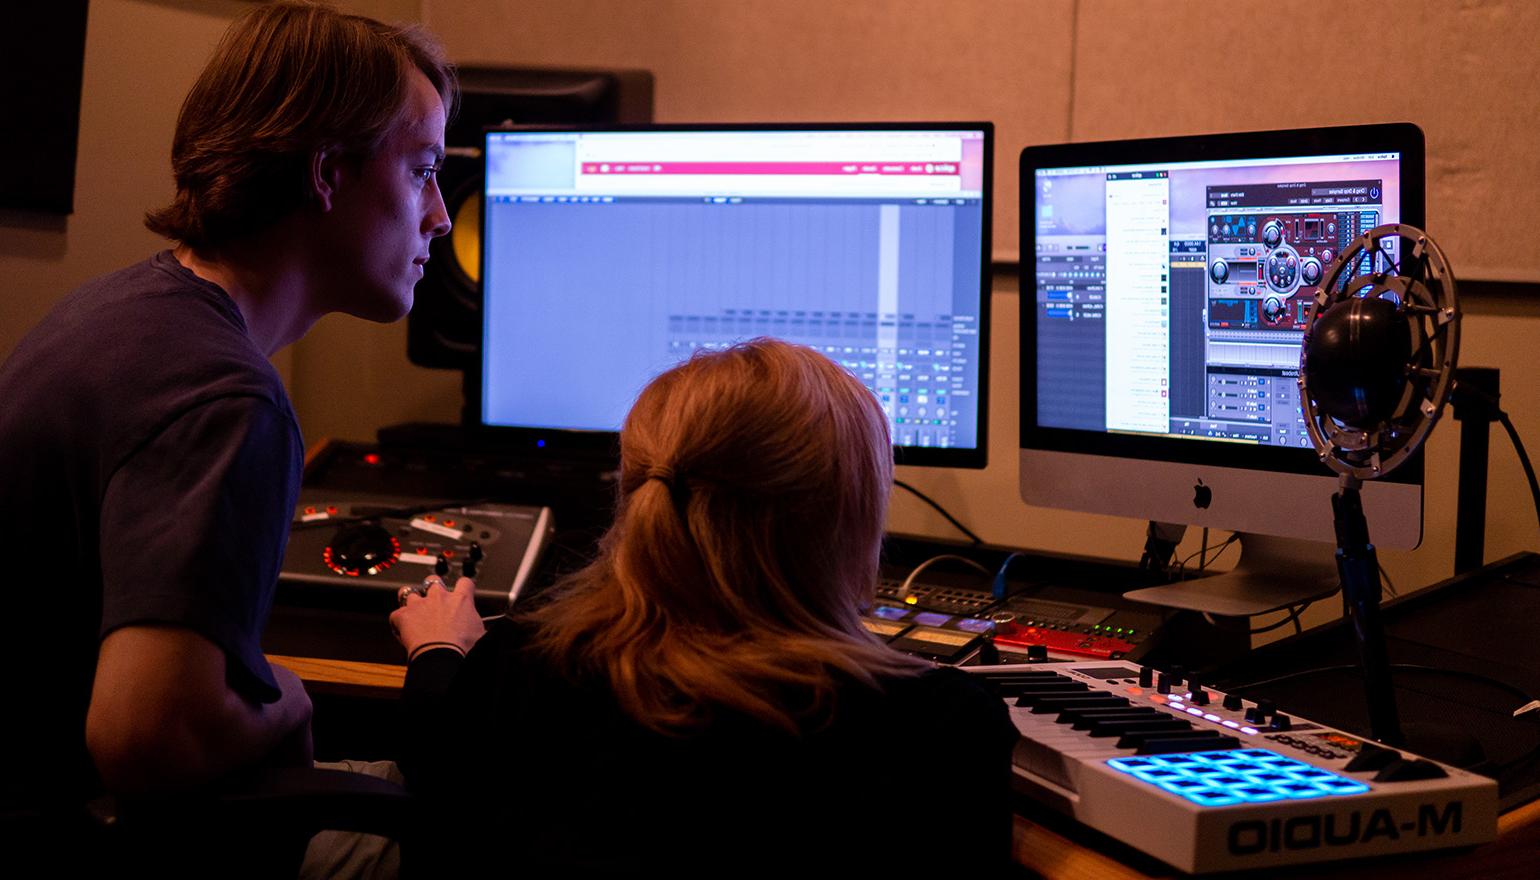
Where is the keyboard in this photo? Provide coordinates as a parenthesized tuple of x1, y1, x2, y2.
(967, 661, 1498, 874)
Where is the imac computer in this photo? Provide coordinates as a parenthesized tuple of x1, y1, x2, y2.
(1019, 123, 1425, 614)
(475, 123, 993, 468)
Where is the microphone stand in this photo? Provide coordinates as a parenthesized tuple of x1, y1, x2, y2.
(1331, 474, 1405, 747)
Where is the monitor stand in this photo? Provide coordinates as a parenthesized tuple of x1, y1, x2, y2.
(1122, 533, 1341, 617)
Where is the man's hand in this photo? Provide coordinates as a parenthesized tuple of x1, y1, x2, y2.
(390, 575, 486, 660)
(86, 625, 313, 796)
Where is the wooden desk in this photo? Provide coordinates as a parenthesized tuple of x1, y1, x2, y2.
(270, 654, 1539, 877)
(269, 654, 405, 698)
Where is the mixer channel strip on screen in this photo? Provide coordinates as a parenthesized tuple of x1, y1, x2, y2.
(966, 661, 1497, 874)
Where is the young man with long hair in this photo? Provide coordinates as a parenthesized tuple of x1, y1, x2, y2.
(0, 1, 454, 810)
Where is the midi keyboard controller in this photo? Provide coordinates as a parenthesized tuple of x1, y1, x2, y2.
(967, 661, 1498, 874)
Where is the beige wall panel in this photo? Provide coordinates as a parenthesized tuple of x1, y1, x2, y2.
(17, 2, 1516, 603)
(0, 1, 245, 361)
(1071, 0, 1540, 278)
(0, 0, 428, 408)
(425, 0, 1076, 259)
(288, 313, 464, 443)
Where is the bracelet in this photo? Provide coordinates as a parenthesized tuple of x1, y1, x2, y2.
(408, 641, 467, 663)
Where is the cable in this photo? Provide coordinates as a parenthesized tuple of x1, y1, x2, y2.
(1498, 410, 1540, 536)
(895, 554, 991, 599)
(992, 552, 1033, 600)
(1173, 532, 1238, 582)
(1378, 562, 1398, 599)
(1454, 382, 1540, 538)
(893, 479, 983, 546)
(1202, 602, 1314, 635)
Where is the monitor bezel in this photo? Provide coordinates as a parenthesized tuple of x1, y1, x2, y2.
(470, 120, 995, 468)
(1018, 122, 1425, 484)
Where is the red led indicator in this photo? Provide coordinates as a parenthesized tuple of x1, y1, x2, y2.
(363, 453, 381, 465)
(424, 514, 436, 522)
(304, 506, 316, 515)
(326, 505, 338, 514)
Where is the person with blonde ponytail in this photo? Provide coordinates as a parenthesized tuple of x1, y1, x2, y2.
(391, 338, 1016, 873)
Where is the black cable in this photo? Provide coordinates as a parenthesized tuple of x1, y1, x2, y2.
(1378, 562, 1397, 599)
(1253, 604, 1308, 636)
(1174, 533, 1238, 582)
(1203, 601, 1314, 635)
(892, 479, 983, 546)
(1498, 410, 1540, 535)
(1454, 382, 1540, 538)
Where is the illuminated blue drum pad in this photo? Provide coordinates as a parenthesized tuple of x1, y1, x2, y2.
(1107, 749, 1371, 807)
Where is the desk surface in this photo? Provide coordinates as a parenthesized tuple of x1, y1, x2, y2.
(271, 653, 1539, 878)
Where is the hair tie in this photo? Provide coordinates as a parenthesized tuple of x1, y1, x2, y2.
(643, 463, 692, 511)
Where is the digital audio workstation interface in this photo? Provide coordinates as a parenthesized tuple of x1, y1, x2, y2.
(480, 127, 989, 452)
(1033, 152, 1402, 449)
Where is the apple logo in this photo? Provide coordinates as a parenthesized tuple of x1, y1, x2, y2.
(1193, 479, 1212, 509)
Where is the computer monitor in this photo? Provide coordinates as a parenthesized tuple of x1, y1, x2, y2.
(474, 123, 993, 468)
(1019, 123, 1425, 614)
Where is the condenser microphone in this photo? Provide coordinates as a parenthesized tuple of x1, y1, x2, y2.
(1298, 223, 1460, 752)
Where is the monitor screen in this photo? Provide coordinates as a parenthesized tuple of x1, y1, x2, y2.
(476, 123, 993, 467)
(1020, 124, 1425, 549)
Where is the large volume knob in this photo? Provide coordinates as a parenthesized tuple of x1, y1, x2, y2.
(323, 524, 401, 577)
(1210, 259, 1230, 284)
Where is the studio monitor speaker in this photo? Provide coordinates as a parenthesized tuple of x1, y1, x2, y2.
(408, 66, 654, 370)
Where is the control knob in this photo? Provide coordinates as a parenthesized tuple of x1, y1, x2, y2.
(323, 524, 401, 577)
(1300, 256, 1323, 286)
(1244, 698, 1276, 724)
(1261, 219, 1284, 248)
(1262, 295, 1287, 324)
(1209, 259, 1229, 284)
